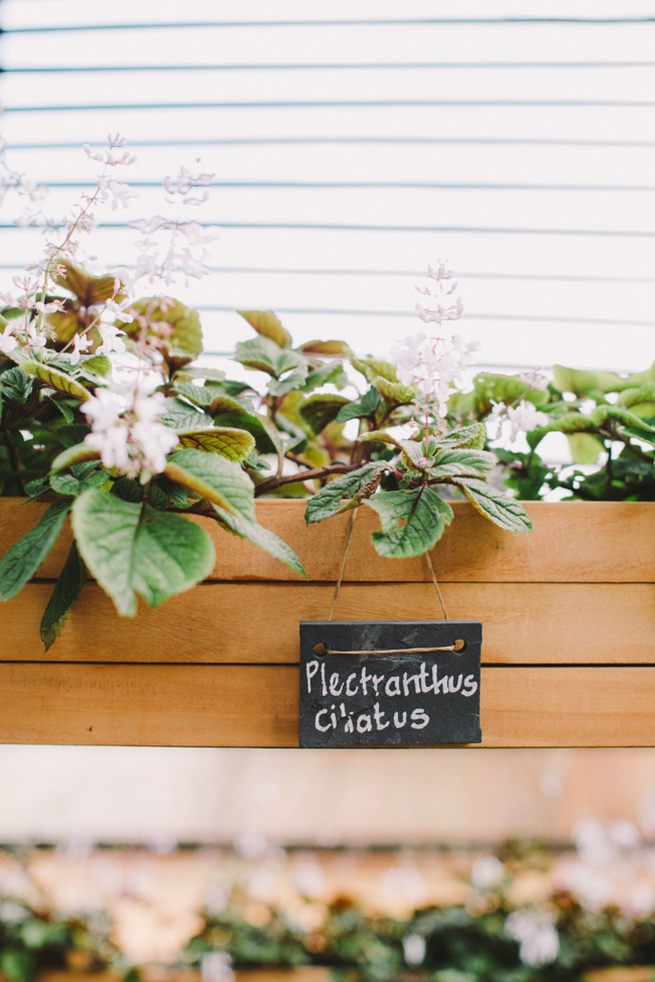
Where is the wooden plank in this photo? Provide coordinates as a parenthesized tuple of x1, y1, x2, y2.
(5, 581, 654, 665)
(3, 500, 653, 584)
(1, 664, 655, 747)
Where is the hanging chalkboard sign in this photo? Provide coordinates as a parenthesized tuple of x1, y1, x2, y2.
(299, 620, 482, 748)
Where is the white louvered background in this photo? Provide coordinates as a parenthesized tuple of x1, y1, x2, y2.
(1, 0, 654, 373)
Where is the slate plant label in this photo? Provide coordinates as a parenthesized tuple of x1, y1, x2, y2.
(299, 620, 482, 748)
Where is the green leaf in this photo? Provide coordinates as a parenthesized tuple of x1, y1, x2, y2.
(53, 259, 117, 305)
(300, 339, 352, 357)
(300, 394, 351, 435)
(553, 363, 634, 396)
(305, 462, 388, 524)
(177, 427, 255, 462)
(212, 504, 306, 578)
(211, 410, 279, 455)
(80, 354, 112, 378)
(267, 362, 309, 396)
(429, 448, 496, 481)
(0, 367, 34, 404)
(72, 488, 215, 616)
(127, 297, 203, 367)
(160, 396, 213, 431)
(351, 355, 399, 384)
(303, 361, 349, 392)
(454, 478, 532, 532)
(366, 487, 454, 558)
(335, 387, 381, 423)
(0, 499, 71, 601)
(434, 423, 486, 450)
(567, 433, 605, 465)
(473, 372, 528, 413)
(40, 541, 87, 650)
(164, 447, 255, 519)
(237, 310, 292, 348)
(205, 392, 254, 415)
(51, 442, 100, 473)
(233, 336, 283, 375)
(373, 375, 416, 406)
(22, 361, 90, 401)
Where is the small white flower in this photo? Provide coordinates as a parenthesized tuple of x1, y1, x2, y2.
(69, 332, 91, 365)
(0, 324, 18, 355)
(81, 383, 177, 482)
(506, 910, 559, 967)
(201, 952, 234, 982)
(403, 934, 426, 966)
(96, 322, 126, 356)
(471, 854, 505, 891)
(488, 400, 548, 444)
(105, 297, 134, 324)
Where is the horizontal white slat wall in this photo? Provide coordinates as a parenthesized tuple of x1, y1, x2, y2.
(1, 0, 654, 372)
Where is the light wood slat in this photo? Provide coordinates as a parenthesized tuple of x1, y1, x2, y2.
(2, 500, 653, 584)
(5, 581, 654, 665)
(1, 664, 655, 747)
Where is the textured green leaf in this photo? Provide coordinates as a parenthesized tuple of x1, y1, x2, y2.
(53, 260, 117, 305)
(212, 503, 306, 578)
(300, 339, 352, 357)
(366, 487, 454, 558)
(305, 462, 388, 524)
(79, 354, 112, 378)
(51, 442, 100, 473)
(567, 433, 605, 465)
(373, 376, 416, 405)
(165, 447, 255, 519)
(22, 361, 90, 401)
(212, 410, 279, 455)
(300, 394, 351, 434)
(454, 478, 532, 532)
(267, 364, 309, 396)
(40, 541, 87, 650)
(335, 387, 381, 423)
(553, 364, 634, 396)
(233, 336, 284, 375)
(429, 448, 496, 481)
(303, 361, 349, 392)
(72, 488, 215, 616)
(160, 396, 213, 431)
(177, 427, 255, 461)
(237, 310, 292, 348)
(351, 355, 399, 384)
(127, 297, 203, 366)
(0, 367, 34, 404)
(433, 423, 486, 450)
(0, 499, 71, 601)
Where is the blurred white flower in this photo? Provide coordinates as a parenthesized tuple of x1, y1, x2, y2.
(0, 323, 18, 355)
(403, 933, 426, 966)
(82, 383, 178, 482)
(69, 332, 91, 365)
(505, 909, 559, 967)
(97, 322, 126, 356)
(201, 952, 234, 982)
(392, 331, 477, 417)
(488, 400, 548, 443)
(470, 854, 505, 891)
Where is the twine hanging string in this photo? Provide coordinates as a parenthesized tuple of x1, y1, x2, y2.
(327, 507, 450, 623)
(328, 509, 358, 621)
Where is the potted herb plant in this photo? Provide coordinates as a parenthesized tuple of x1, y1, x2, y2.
(0, 135, 653, 748)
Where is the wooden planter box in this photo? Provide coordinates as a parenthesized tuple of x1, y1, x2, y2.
(0, 499, 653, 747)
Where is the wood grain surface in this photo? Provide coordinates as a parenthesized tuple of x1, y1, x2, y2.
(1, 498, 653, 747)
(4, 581, 653, 665)
(1, 664, 655, 747)
(2, 499, 653, 583)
